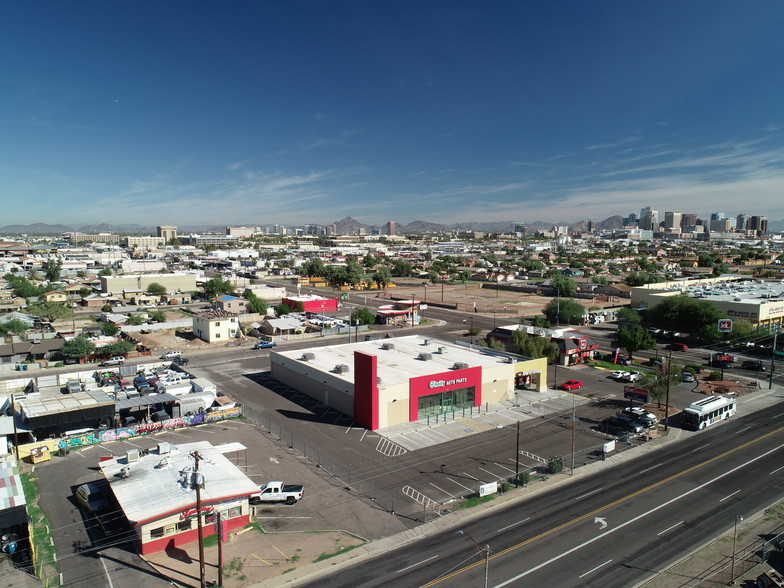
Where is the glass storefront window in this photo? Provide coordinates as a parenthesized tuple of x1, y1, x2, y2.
(417, 387, 475, 420)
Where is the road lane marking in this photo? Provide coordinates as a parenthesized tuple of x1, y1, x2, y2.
(770, 465, 784, 475)
(736, 426, 751, 434)
(497, 518, 530, 533)
(98, 553, 115, 588)
(638, 462, 663, 474)
(691, 443, 711, 453)
(773, 413, 784, 419)
(422, 425, 784, 588)
(657, 521, 684, 536)
(719, 489, 741, 502)
(397, 555, 439, 573)
(579, 559, 612, 578)
(575, 488, 602, 500)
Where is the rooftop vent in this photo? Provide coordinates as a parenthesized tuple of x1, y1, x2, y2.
(438, 346, 447, 354)
(423, 338, 431, 346)
(418, 352, 433, 361)
(382, 342, 395, 350)
(334, 364, 349, 374)
(302, 352, 315, 361)
(453, 362, 469, 370)
(505, 357, 515, 364)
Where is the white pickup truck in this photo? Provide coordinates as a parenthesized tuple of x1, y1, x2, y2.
(250, 481, 304, 505)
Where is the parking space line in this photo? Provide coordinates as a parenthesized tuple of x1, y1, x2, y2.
(446, 477, 474, 492)
(462, 472, 479, 480)
(493, 462, 516, 473)
(478, 466, 500, 480)
(429, 483, 456, 498)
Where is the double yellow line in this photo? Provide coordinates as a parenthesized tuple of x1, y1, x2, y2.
(422, 424, 784, 587)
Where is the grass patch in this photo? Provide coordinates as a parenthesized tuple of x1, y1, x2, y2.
(313, 544, 362, 563)
(283, 568, 296, 574)
(21, 473, 60, 579)
(202, 533, 219, 548)
(245, 521, 265, 534)
(456, 495, 495, 510)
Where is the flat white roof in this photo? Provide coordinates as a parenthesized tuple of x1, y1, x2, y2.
(273, 335, 514, 387)
(100, 441, 258, 525)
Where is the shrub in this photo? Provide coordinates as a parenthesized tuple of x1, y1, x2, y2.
(518, 471, 530, 486)
(500, 481, 511, 493)
(547, 456, 564, 475)
(707, 371, 723, 381)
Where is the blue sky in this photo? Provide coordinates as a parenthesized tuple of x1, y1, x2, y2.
(2, 1, 783, 228)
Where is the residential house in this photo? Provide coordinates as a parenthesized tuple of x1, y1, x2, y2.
(42, 291, 67, 303)
(192, 310, 239, 343)
(215, 295, 248, 314)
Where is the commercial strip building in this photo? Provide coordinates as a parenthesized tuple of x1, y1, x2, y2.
(100, 273, 198, 295)
(100, 441, 258, 555)
(630, 276, 784, 329)
(269, 335, 548, 431)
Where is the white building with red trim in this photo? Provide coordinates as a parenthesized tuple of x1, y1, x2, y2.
(100, 441, 258, 555)
(270, 335, 548, 431)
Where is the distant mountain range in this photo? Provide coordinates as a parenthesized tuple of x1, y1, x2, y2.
(1, 216, 782, 235)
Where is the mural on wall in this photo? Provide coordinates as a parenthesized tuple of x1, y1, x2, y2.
(25, 407, 244, 453)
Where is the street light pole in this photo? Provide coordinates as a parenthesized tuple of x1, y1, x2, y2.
(729, 514, 743, 585)
(455, 530, 490, 588)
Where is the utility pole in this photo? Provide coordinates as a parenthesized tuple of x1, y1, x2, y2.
(664, 348, 673, 432)
(11, 395, 19, 460)
(570, 392, 576, 475)
(770, 328, 779, 390)
(515, 420, 520, 488)
(193, 451, 207, 588)
(216, 511, 224, 588)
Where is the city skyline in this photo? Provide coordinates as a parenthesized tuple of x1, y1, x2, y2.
(2, 2, 784, 226)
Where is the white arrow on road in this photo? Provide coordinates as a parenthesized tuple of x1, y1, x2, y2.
(594, 517, 608, 530)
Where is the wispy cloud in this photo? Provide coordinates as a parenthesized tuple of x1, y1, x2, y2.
(585, 136, 640, 150)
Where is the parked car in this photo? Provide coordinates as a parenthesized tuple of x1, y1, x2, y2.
(560, 380, 583, 391)
(665, 343, 688, 351)
(682, 372, 696, 383)
(620, 407, 658, 428)
(609, 370, 630, 380)
(74, 482, 108, 513)
(254, 341, 277, 349)
(100, 356, 126, 367)
(620, 372, 641, 383)
(599, 416, 645, 435)
(160, 350, 181, 359)
(741, 360, 766, 372)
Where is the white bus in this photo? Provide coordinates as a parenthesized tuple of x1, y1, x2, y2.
(682, 396, 737, 430)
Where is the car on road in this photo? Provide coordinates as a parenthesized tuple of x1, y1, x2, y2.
(609, 370, 630, 380)
(160, 350, 181, 359)
(665, 343, 688, 351)
(173, 356, 190, 366)
(620, 406, 658, 428)
(100, 356, 125, 367)
(599, 416, 645, 435)
(560, 380, 583, 391)
(741, 360, 766, 372)
(682, 372, 696, 383)
(254, 341, 278, 349)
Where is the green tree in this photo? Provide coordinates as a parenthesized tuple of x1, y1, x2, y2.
(27, 301, 71, 322)
(4, 275, 45, 298)
(638, 361, 683, 408)
(363, 253, 378, 268)
(531, 316, 551, 328)
(203, 277, 234, 299)
(510, 330, 559, 361)
(646, 294, 725, 342)
(0, 318, 29, 336)
(61, 336, 96, 360)
(127, 314, 145, 326)
(625, 272, 664, 286)
(247, 297, 268, 314)
(351, 307, 376, 325)
(146, 282, 167, 296)
(372, 267, 392, 290)
(300, 258, 327, 277)
(100, 322, 120, 336)
(100, 340, 134, 357)
(76, 270, 88, 278)
(543, 298, 585, 325)
(391, 259, 413, 277)
(43, 258, 63, 282)
(614, 325, 656, 360)
(616, 307, 643, 325)
(98, 267, 112, 276)
(149, 310, 167, 322)
(275, 303, 291, 316)
(551, 274, 577, 297)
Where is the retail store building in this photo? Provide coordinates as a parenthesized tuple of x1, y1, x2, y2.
(270, 335, 548, 431)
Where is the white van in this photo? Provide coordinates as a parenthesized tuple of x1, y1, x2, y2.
(160, 350, 182, 360)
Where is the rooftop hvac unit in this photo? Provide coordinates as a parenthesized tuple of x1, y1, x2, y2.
(382, 342, 395, 350)
(423, 338, 431, 346)
(120, 466, 131, 478)
(418, 352, 432, 361)
(127, 449, 140, 463)
(438, 346, 447, 354)
(302, 352, 315, 361)
(453, 362, 469, 370)
(505, 357, 515, 364)
(334, 364, 349, 374)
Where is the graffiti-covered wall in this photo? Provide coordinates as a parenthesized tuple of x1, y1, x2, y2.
(17, 406, 243, 460)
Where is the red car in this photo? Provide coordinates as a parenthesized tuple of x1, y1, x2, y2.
(666, 343, 688, 351)
(560, 380, 583, 391)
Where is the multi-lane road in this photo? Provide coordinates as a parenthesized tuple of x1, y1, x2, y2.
(304, 405, 784, 587)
